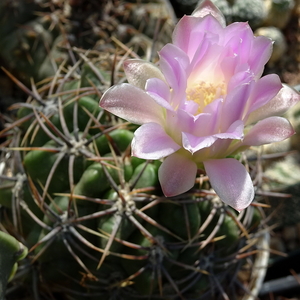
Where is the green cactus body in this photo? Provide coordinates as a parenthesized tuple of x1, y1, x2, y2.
(1, 62, 265, 300)
(130, 161, 159, 190)
(0, 232, 27, 299)
(158, 200, 201, 240)
(120, 223, 180, 295)
(95, 129, 135, 156)
(62, 96, 104, 135)
(73, 162, 112, 198)
(0, 2, 266, 299)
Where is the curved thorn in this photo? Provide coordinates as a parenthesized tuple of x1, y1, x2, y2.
(1, 67, 45, 105)
(97, 214, 122, 269)
(199, 208, 225, 250)
(32, 109, 65, 146)
(133, 208, 184, 242)
(129, 160, 150, 190)
(74, 206, 117, 223)
(30, 226, 62, 253)
(57, 97, 72, 140)
(127, 214, 167, 253)
(161, 265, 184, 300)
(42, 151, 65, 202)
(62, 234, 96, 278)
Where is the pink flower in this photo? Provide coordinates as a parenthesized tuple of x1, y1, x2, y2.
(99, 0, 299, 211)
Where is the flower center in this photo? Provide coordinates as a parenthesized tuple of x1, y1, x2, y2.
(186, 81, 226, 114)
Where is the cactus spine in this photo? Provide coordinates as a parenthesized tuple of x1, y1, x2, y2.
(0, 1, 268, 299)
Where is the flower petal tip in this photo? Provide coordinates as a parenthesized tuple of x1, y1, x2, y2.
(204, 158, 254, 211)
(123, 59, 165, 89)
(158, 153, 197, 197)
(192, 0, 226, 27)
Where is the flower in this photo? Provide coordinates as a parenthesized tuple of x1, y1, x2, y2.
(99, 0, 299, 211)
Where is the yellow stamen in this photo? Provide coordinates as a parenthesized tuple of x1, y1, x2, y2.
(186, 81, 226, 114)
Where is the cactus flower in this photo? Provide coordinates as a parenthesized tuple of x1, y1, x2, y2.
(99, 0, 299, 211)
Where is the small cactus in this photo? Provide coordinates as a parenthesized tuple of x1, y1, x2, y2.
(263, 0, 295, 29)
(0, 0, 174, 83)
(0, 0, 285, 299)
(210, 0, 267, 29)
(0, 231, 28, 299)
(0, 51, 268, 299)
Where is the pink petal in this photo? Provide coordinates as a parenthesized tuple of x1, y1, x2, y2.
(183, 119, 244, 154)
(146, 78, 170, 100)
(204, 158, 254, 211)
(100, 84, 164, 125)
(181, 100, 199, 115)
(248, 35, 273, 78)
(242, 116, 295, 146)
(190, 42, 224, 82)
(202, 98, 223, 132)
(159, 153, 197, 197)
(214, 120, 244, 140)
(182, 133, 217, 154)
(221, 55, 239, 80)
(246, 84, 300, 125)
(132, 123, 180, 160)
(177, 110, 218, 137)
(247, 74, 282, 114)
(192, 0, 226, 27)
(222, 22, 253, 64)
(159, 43, 190, 74)
(159, 44, 189, 107)
(187, 34, 210, 71)
(172, 16, 198, 57)
(146, 78, 174, 111)
(221, 81, 254, 130)
(163, 109, 186, 144)
(167, 109, 216, 144)
(227, 68, 254, 92)
(188, 113, 214, 136)
(124, 59, 165, 89)
(172, 15, 223, 61)
(203, 97, 223, 115)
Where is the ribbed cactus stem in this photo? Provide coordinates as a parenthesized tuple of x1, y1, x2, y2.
(0, 231, 28, 299)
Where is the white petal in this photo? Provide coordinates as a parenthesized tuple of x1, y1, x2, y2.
(204, 158, 254, 211)
(100, 83, 164, 125)
(247, 84, 300, 125)
(159, 153, 197, 197)
(132, 123, 180, 160)
(243, 116, 295, 146)
(124, 59, 165, 89)
(182, 133, 217, 154)
(192, 0, 226, 27)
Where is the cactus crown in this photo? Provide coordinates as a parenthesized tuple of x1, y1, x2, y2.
(0, 1, 270, 299)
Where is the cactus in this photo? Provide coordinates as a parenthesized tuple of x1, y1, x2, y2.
(0, 1, 272, 299)
(0, 231, 28, 300)
(263, 0, 295, 29)
(0, 0, 174, 83)
(0, 48, 269, 300)
(210, 0, 267, 29)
